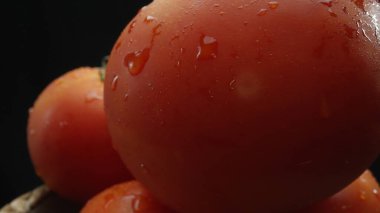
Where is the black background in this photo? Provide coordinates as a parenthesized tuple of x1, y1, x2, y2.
(2, 0, 379, 207)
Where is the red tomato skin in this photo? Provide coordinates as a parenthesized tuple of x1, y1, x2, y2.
(28, 67, 132, 202)
(105, 1, 380, 212)
(81, 180, 173, 213)
(300, 170, 380, 213)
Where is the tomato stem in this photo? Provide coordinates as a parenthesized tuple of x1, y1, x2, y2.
(99, 55, 108, 82)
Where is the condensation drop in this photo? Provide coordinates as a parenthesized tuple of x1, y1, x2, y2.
(319, 0, 333, 7)
(196, 35, 218, 60)
(111, 75, 119, 91)
(124, 48, 151, 76)
(229, 79, 237, 91)
(343, 24, 359, 39)
(352, 0, 365, 11)
(85, 91, 103, 103)
(268, 1, 279, 10)
(144, 15, 156, 23)
(128, 20, 137, 34)
(257, 9, 268, 16)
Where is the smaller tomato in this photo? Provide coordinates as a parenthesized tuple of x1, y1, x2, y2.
(300, 170, 380, 213)
(27, 67, 132, 202)
(80, 180, 173, 213)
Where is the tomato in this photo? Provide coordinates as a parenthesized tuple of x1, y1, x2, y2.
(300, 170, 380, 213)
(104, 0, 380, 212)
(80, 180, 173, 213)
(27, 67, 132, 202)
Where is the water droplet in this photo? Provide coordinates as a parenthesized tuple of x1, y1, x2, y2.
(360, 191, 367, 200)
(361, 28, 372, 41)
(128, 20, 137, 34)
(115, 41, 122, 51)
(111, 75, 119, 91)
(180, 47, 185, 54)
(28, 107, 34, 114)
(131, 195, 153, 212)
(243, 21, 249, 26)
(170, 35, 180, 44)
(124, 48, 151, 76)
(139, 163, 149, 174)
(268, 1, 279, 10)
(257, 9, 268, 16)
(373, 188, 379, 196)
(213, 4, 220, 8)
(238, 5, 244, 9)
(85, 91, 103, 103)
(29, 129, 36, 135)
(219, 11, 225, 16)
(343, 6, 348, 14)
(196, 35, 218, 60)
(144, 15, 156, 23)
(328, 8, 337, 17)
(229, 79, 237, 91)
(153, 24, 162, 36)
(59, 121, 68, 128)
(352, 0, 365, 11)
(343, 24, 358, 39)
(319, 0, 333, 7)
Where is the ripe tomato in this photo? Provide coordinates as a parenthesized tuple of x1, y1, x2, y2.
(300, 170, 380, 213)
(80, 180, 173, 213)
(105, 0, 380, 212)
(27, 67, 132, 202)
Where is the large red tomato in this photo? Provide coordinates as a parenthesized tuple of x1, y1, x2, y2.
(28, 67, 132, 202)
(105, 0, 380, 212)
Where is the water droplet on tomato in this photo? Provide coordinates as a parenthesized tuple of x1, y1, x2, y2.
(59, 121, 68, 128)
(29, 129, 36, 135)
(219, 11, 225, 16)
(343, 6, 348, 14)
(139, 163, 150, 174)
(328, 8, 337, 17)
(238, 5, 244, 9)
(344, 24, 359, 39)
(111, 75, 119, 91)
(144, 15, 156, 24)
(28, 107, 34, 114)
(268, 1, 279, 10)
(128, 20, 137, 34)
(124, 48, 151, 76)
(257, 9, 268, 16)
(373, 188, 379, 196)
(115, 41, 122, 51)
(196, 35, 218, 60)
(213, 4, 220, 8)
(360, 191, 367, 200)
(85, 91, 103, 103)
(319, 0, 333, 7)
(124, 93, 129, 101)
(229, 79, 237, 91)
(352, 0, 365, 11)
(132, 195, 153, 212)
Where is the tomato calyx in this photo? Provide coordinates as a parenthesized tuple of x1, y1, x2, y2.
(99, 55, 109, 82)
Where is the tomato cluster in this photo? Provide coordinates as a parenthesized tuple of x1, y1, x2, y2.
(27, 0, 379, 212)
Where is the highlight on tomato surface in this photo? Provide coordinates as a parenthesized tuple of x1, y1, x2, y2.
(104, 0, 380, 212)
(27, 67, 132, 202)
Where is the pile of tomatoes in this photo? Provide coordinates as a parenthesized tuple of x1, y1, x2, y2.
(27, 0, 380, 212)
